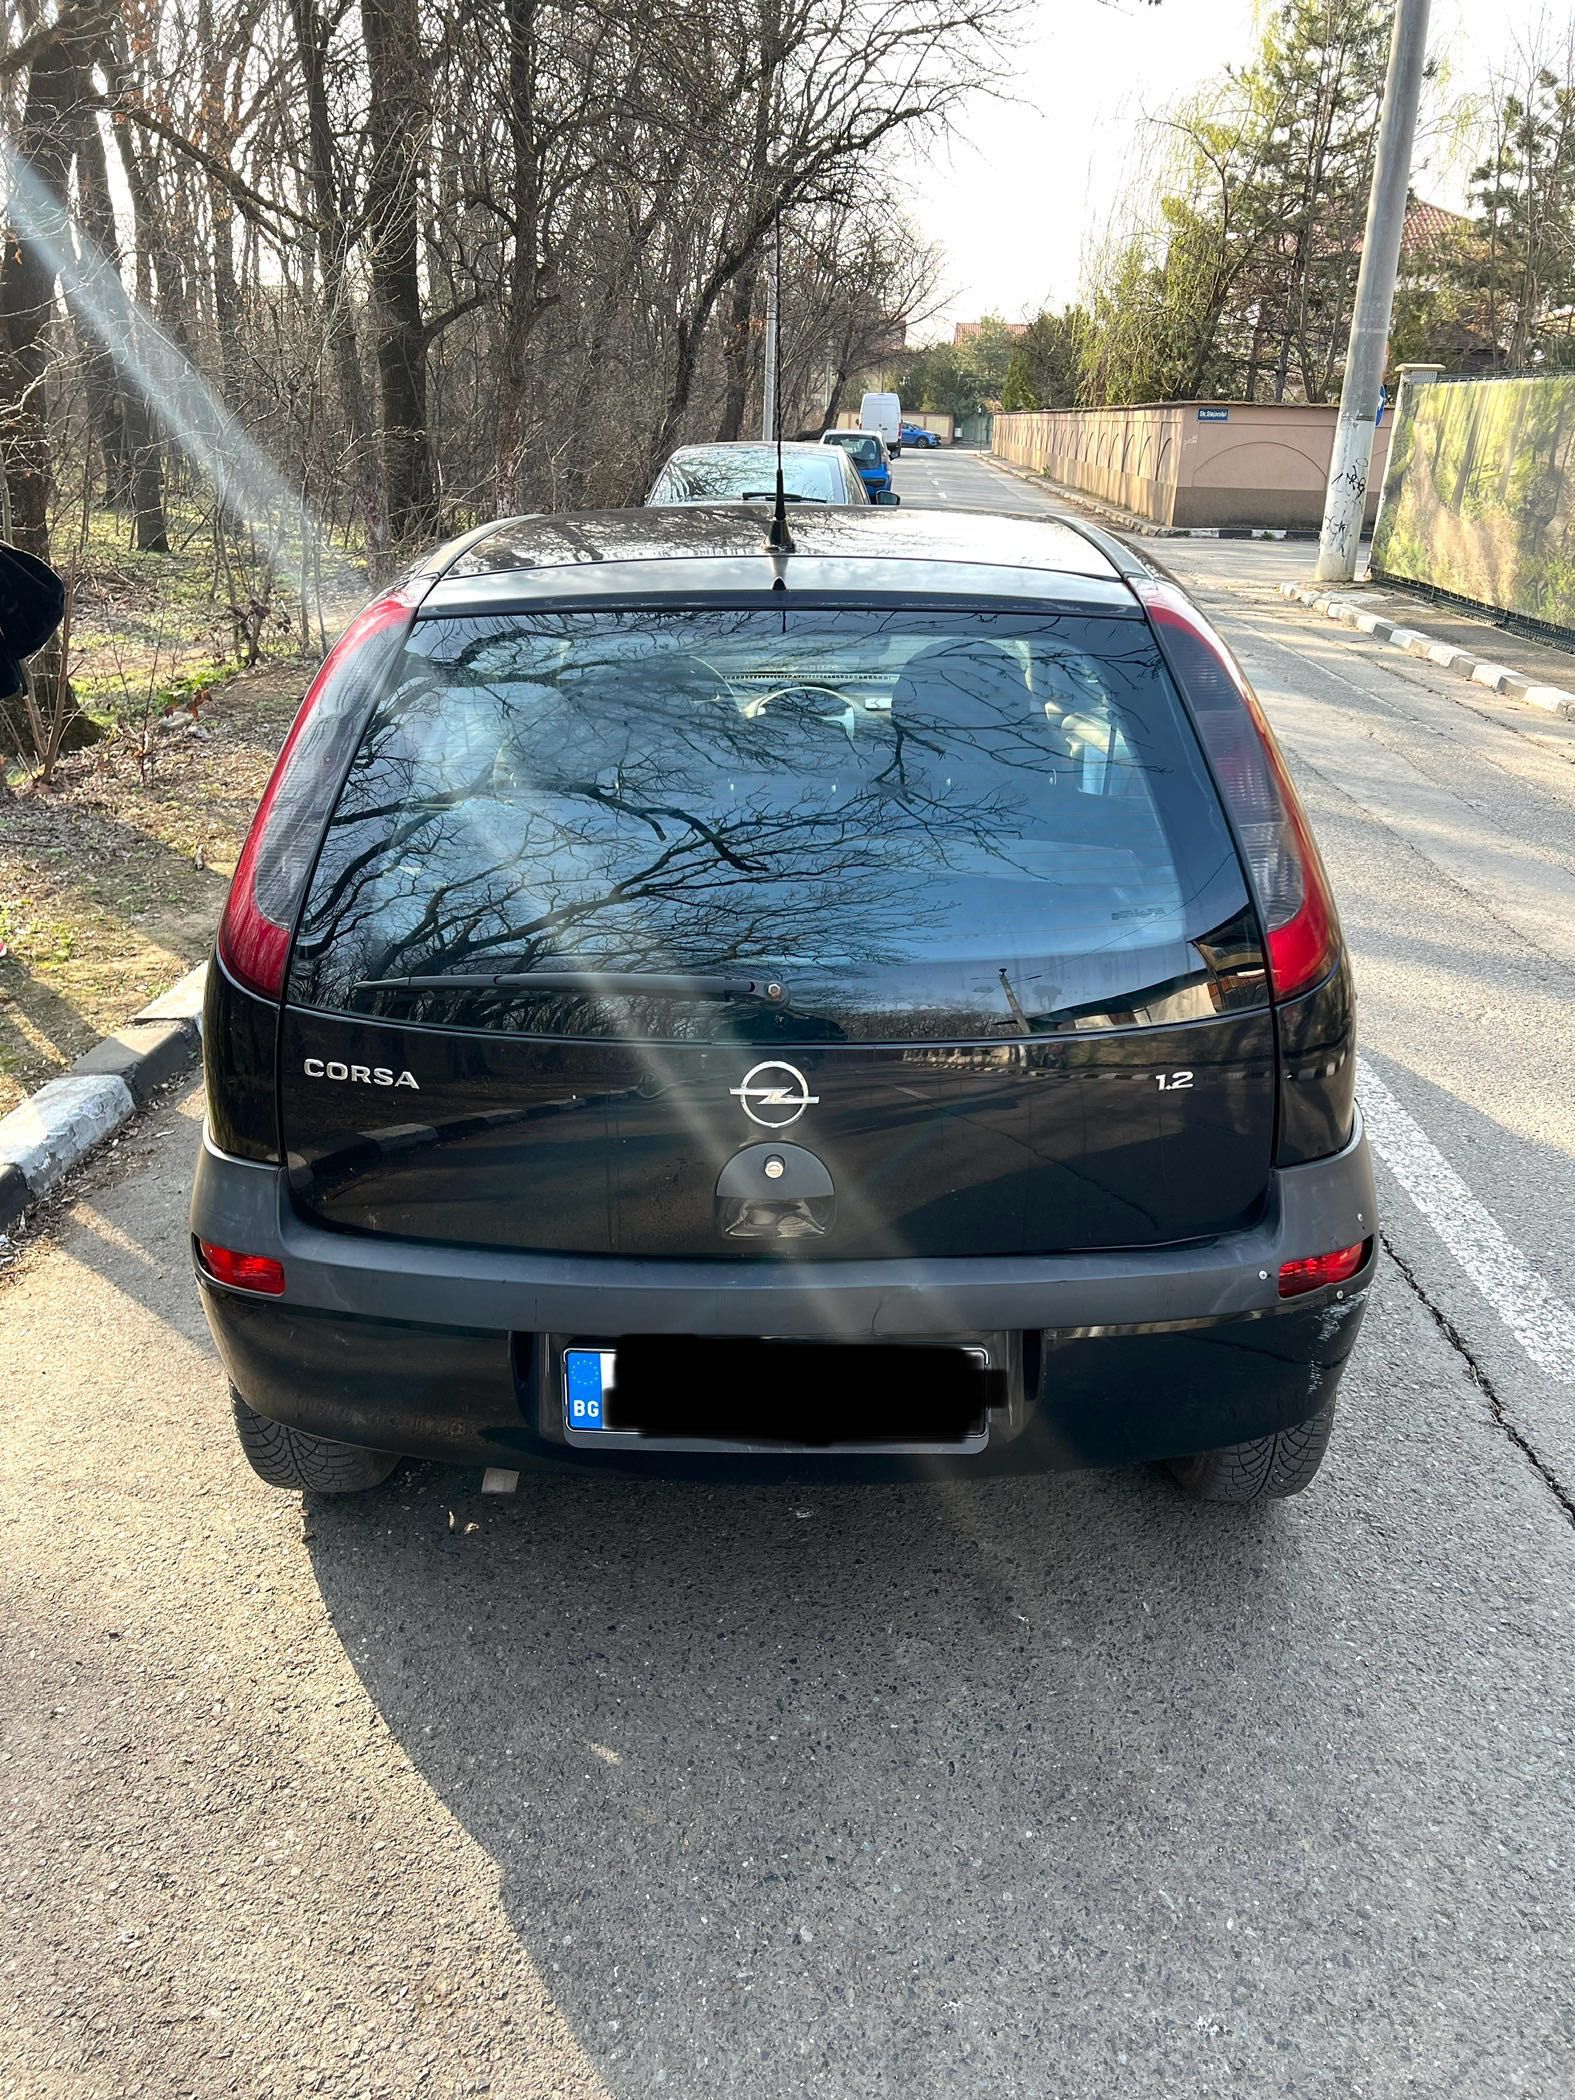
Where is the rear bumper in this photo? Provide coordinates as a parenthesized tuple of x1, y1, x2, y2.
(191, 1118, 1377, 1478)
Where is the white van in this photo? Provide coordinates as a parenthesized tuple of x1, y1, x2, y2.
(859, 392, 902, 456)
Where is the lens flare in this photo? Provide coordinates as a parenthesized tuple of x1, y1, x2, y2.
(0, 146, 359, 609)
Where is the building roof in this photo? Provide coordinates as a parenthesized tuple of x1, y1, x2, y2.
(1400, 199, 1469, 256)
(953, 320, 1027, 345)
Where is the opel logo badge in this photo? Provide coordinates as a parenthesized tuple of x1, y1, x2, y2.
(730, 1059, 818, 1128)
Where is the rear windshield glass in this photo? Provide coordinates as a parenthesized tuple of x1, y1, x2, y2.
(652, 448, 843, 504)
(289, 608, 1259, 1042)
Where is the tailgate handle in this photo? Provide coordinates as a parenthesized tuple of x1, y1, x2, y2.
(716, 1143, 835, 1241)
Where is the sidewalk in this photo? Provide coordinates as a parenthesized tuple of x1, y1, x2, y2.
(1273, 575, 1575, 719)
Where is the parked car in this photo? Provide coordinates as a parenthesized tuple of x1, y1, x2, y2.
(820, 428, 898, 503)
(900, 421, 941, 449)
(646, 440, 866, 507)
(859, 390, 903, 455)
(194, 505, 1374, 1504)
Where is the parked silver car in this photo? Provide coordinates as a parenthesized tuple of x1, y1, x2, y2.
(646, 440, 869, 507)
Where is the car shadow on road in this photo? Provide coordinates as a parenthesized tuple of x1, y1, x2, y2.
(306, 1459, 1319, 2095)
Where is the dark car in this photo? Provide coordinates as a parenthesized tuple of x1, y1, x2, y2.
(193, 506, 1375, 1505)
(900, 421, 941, 449)
(819, 429, 898, 503)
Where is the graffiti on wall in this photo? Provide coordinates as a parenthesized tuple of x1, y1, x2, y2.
(1372, 374, 1575, 631)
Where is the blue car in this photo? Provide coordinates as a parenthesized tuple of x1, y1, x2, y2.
(900, 421, 942, 448)
(820, 430, 900, 503)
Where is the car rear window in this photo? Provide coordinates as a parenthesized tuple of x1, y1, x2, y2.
(288, 608, 1262, 1041)
(654, 449, 842, 504)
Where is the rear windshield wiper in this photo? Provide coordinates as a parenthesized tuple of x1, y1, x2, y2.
(354, 969, 790, 1005)
(739, 490, 826, 503)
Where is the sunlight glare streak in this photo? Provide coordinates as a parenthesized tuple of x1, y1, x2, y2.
(0, 148, 358, 606)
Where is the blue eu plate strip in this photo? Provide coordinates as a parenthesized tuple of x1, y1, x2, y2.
(565, 1349, 615, 1431)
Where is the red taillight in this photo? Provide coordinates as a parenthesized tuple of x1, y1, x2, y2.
(1137, 581, 1338, 1002)
(217, 589, 417, 999)
(1278, 1240, 1370, 1298)
(197, 1239, 287, 1295)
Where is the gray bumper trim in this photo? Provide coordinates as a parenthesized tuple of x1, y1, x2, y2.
(190, 1117, 1376, 1338)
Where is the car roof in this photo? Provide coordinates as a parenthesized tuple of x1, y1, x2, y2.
(667, 440, 833, 458)
(416, 505, 1145, 615)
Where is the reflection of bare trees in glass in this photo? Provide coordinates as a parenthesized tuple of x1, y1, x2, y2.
(291, 609, 1251, 1040)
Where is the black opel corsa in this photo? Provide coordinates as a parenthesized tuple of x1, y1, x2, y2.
(191, 506, 1376, 1502)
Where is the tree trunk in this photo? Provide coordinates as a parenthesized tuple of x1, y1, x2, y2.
(0, 25, 86, 553)
(0, 5, 102, 755)
(717, 260, 761, 440)
(818, 357, 852, 434)
(291, 0, 385, 553)
(645, 0, 780, 485)
(197, 0, 244, 412)
(717, 0, 778, 445)
(96, 112, 176, 553)
(65, 115, 132, 505)
(210, 185, 244, 408)
(1243, 311, 1265, 403)
(108, 31, 195, 361)
(494, 0, 548, 514)
(73, 108, 171, 549)
(361, 0, 438, 544)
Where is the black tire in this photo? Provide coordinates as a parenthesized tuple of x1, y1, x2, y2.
(1164, 1397, 1337, 1503)
(230, 1387, 400, 1494)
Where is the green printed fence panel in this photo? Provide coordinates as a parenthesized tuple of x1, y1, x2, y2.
(1372, 374, 1575, 632)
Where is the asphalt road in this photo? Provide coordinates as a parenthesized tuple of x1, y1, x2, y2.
(4, 451, 1574, 2099)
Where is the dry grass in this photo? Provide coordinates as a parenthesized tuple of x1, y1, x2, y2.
(0, 660, 308, 1114)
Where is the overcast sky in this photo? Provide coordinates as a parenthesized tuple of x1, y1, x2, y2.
(899, 0, 1549, 338)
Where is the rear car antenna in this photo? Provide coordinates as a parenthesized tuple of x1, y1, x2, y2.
(767, 210, 794, 558)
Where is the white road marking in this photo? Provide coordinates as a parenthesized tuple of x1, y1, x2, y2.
(1359, 1065, 1575, 1382)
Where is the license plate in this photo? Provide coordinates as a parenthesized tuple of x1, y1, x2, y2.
(565, 1348, 616, 1431)
(562, 1340, 994, 1447)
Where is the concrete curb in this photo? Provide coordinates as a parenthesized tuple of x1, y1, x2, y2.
(0, 961, 207, 1237)
(1278, 582, 1575, 720)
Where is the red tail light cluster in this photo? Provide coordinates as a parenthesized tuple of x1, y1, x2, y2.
(218, 589, 418, 1000)
(1136, 581, 1337, 1003)
(1278, 1240, 1370, 1298)
(196, 1240, 287, 1295)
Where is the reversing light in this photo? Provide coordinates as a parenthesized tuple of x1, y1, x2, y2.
(1136, 581, 1338, 1003)
(1278, 1240, 1370, 1298)
(217, 589, 417, 1000)
(197, 1239, 286, 1295)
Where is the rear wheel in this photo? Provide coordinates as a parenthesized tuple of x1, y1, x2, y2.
(230, 1387, 400, 1494)
(1164, 1397, 1337, 1503)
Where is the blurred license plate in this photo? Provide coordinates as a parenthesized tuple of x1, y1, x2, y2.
(562, 1340, 992, 1443)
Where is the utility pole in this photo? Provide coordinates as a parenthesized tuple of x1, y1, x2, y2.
(761, 216, 779, 443)
(1314, 0, 1432, 583)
